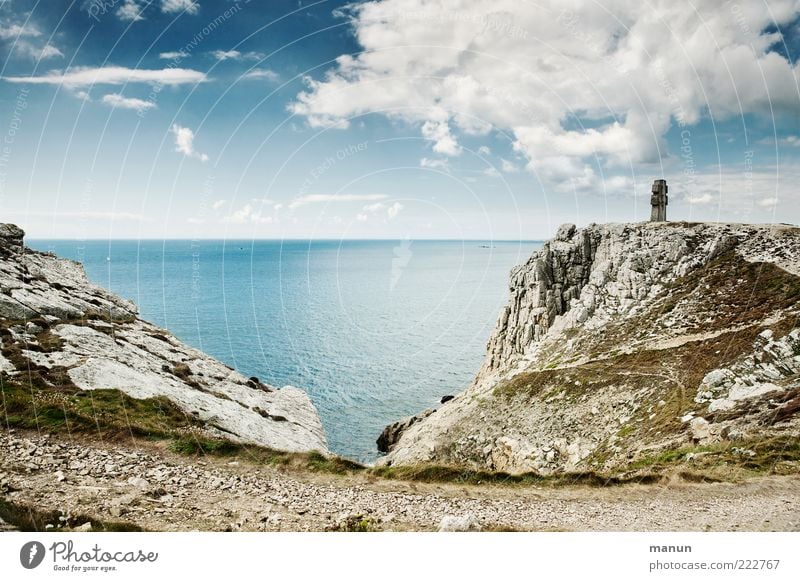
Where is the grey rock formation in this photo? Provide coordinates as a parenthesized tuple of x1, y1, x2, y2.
(379, 221, 800, 473)
(0, 224, 24, 251)
(377, 409, 435, 453)
(0, 224, 327, 454)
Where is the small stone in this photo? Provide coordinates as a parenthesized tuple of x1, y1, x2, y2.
(438, 514, 481, 532)
(127, 476, 150, 489)
(689, 417, 712, 441)
(75, 522, 92, 532)
(55, 470, 66, 482)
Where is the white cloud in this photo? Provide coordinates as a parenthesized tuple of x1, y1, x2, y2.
(117, 0, 144, 22)
(161, 0, 199, 15)
(289, 193, 387, 209)
(37, 44, 63, 59)
(242, 68, 279, 82)
(0, 23, 41, 39)
(421, 119, 461, 156)
(211, 50, 240, 61)
(170, 124, 208, 162)
(357, 200, 403, 221)
(101, 93, 155, 112)
(159, 50, 189, 60)
(781, 136, 800, 147)
(2, 66, 206, 86)
(222, 204, 273, 224)
(478, 145, 491, 156)
(291, 0, 800, 189)
(14, 41, 63, 60)
(387, 201, 403, 220)
(250, 197, 277, 205)
(686, 193, 714, 205)
(0, 19, 59, 60)
(212, 199, 226, 210)
(500, 158, 518, 173)
(419, 157, 449, 170)
(211, 50, 263, 62)
(667, 161, 800, 218)
(483, 167, 500, 178)
(0, 19, 61, 61)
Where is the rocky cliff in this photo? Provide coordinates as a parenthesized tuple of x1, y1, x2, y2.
(0, 224, 327, 454)
(379, 222, 800, 475)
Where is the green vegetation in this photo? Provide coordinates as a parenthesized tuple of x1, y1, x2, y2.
(327, 514, 379, 532)
(368, 463, 661, 487)
(628, 436, 800, 480)
(169, 436, 364, 475)
(0, 378, 199, 441)
(0, 499, 143, 532)
(0, 374, 364, 477)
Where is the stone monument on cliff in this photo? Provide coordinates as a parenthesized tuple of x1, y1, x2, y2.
(650, 179, 668, 222)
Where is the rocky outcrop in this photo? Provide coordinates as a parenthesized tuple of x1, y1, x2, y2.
(0, 224, 24, 252)
(377, 409, 435, 453)
(380, 222, 800, 473)
(0, 224, 327, 454)
(481, 222, 602, 378)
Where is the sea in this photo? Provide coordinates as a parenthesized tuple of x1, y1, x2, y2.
(28, 239, 541, 463)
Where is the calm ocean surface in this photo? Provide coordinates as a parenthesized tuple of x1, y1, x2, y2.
(28, 239, 540, 462)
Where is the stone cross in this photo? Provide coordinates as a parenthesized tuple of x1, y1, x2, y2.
(650, 179, 668, 222)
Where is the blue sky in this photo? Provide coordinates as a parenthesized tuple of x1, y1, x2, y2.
(0, 0, 799, 239)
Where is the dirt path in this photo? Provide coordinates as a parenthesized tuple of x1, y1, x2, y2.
(1, 430, 798, 532)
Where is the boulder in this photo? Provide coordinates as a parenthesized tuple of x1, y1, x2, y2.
(438, 514, 481, 532)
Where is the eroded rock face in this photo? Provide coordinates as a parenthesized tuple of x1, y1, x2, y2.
(0, 223, 327, 454)
(377, 409, 435, 453)
(380, 222, 800, 473)
(0, 224, 24, 251)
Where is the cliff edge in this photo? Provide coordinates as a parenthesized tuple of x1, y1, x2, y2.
(0, 224, 327, 454)
(379, 221, 800, 475)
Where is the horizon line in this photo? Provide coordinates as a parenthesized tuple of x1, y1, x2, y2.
(27, 237, 545, 243)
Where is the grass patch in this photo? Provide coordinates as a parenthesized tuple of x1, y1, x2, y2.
(169, 436, 365, 476)
(0, 379, 199, 442)
(327, 514, 379, 532)
(0, 499, 143, 532)
(368, 463, 661, 487)
(628, 436, 800, 479)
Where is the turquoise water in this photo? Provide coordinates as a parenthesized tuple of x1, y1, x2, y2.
(28, 239, 540, 462)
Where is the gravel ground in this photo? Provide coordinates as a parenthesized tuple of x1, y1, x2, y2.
(1, 430, 798, 532)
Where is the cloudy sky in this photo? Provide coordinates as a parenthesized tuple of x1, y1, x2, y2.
(0, 0, 799, 239)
